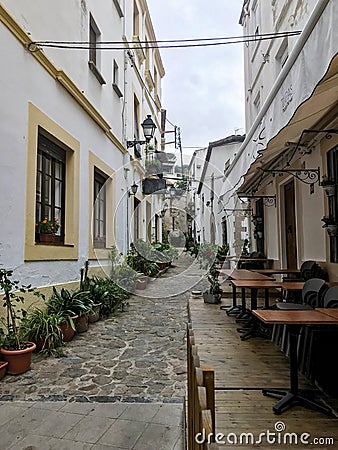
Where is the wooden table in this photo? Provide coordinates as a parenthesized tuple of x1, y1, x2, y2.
(230, 279, 282, 340)
(252, 309, 338, 415)
(218, 268, 273, 280)
(231, 279, 281, 311)
(252, 268, 301, 275)
(316, 308, 338, 318)
(281, 281, 305, 291)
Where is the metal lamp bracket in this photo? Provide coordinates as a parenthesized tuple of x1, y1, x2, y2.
(238, 195, 276, 207)
(263, 167, 320, 194)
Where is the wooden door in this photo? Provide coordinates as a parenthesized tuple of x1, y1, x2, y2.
(284, 180, 297, 269)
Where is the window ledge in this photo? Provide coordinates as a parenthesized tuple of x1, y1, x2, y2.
(88, 61, 106, 85)
(112, 83, 123, 98)
(36, 243, 75, 247)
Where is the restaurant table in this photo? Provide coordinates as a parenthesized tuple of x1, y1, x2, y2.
(315, 308, 338, 318)
(231, 279, 282, 340)
(224, 256, 272, 269)
(252, 309, 338, 415)
(218, 270, 274, 315)
(281, 281, 305, 291)
(252, 268, 301, 275)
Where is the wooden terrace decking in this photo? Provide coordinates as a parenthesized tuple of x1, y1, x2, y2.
(188, 294, 338, 449)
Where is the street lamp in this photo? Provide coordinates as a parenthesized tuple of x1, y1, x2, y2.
(127, 115, 157, 148)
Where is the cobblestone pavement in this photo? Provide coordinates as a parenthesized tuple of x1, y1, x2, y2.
(0, 253, 206, 403)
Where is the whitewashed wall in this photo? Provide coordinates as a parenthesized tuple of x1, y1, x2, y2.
(0, 0, 164, 288)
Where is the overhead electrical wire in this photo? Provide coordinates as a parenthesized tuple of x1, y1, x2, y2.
(28, 30, 302, 51)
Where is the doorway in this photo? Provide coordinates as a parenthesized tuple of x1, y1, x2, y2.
(284, 179, 297, 269)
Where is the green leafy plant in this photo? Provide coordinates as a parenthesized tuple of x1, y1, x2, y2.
(174, 179, 188, 190)
(217, 244, 229, 258)
(19, 308, 64, 356)
(35, 217, 60, 234)
(197, 243, 218, 269)
(126, 242, 160, 276)
(46, 287, 93, 327)
(186, 239, 200, 258)
(86, 277, 129, 317)
(205, 263, 222, 297)
(110, 246, 138, 290)
(0, 268, 35, 350)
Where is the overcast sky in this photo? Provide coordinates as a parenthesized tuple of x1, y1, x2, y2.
(147, 0, 245, 158)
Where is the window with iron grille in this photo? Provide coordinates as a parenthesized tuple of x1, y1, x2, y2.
(36, 132, 66, 244)
(327, 145, 338, 262)
(93, 169, 107, 248)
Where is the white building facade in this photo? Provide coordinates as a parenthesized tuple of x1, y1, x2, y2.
(0, 0, 165, 290)
(188, 136, 245, 253)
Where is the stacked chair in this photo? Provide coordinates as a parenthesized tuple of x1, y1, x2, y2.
(280, 261, 329, 303)
(272, 278, 329, 354)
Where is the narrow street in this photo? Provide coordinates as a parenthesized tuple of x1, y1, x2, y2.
(0, 254, 207, 449)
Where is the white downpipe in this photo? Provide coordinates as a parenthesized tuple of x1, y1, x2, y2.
(226, 0, 331, 177)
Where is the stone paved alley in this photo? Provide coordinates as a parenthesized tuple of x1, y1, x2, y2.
(0, 253, 207, 449)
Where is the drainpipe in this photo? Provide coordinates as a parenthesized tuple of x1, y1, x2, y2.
(225, 0, 331, 178)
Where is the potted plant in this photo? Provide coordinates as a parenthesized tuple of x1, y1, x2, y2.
(145, 158, 162, 176)
(46, 287, 80, 341)
(321, 216, 337, 236)
(0, 268, 36, 375)
(216, 244, 229, 262)
(197, 243, 218, 269)
(48, 287, 93, 334)
(80, 261, 102, 323)
(0, 360, 8, 380)
(19, 308, 64, 356)
(0, 329, 8, 380)
(203, 265, 223, 304)
(35, 216, 60, 244)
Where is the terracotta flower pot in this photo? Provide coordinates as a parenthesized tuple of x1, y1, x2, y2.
(0, 361, 8, 380)
(0, 342, 36, 375)
(88, 304, 101, 323)
(75, 315, 89, 333)
(59, 316, 78, 342)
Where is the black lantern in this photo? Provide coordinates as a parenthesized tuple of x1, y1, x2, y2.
(127, 115, 156, 148)
(129, 182, 138, 196)
(141, 115, 157, 142)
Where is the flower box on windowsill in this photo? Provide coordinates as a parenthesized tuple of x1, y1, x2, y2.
(37, 234, 60, 245)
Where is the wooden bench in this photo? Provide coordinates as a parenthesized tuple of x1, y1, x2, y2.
(187, 323, 215, 449)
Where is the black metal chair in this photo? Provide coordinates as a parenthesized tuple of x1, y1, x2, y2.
(322, 286, 338, 308)
(281, 261, 328, 303)
(238, 251, 265, 270)
(277, 278, 328, 310)
(272, 279, 329, 357)
(302, 286, 338, 388)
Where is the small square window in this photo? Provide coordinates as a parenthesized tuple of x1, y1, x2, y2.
(88, 14, 106, 85)
(112, 59, 123, 97)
